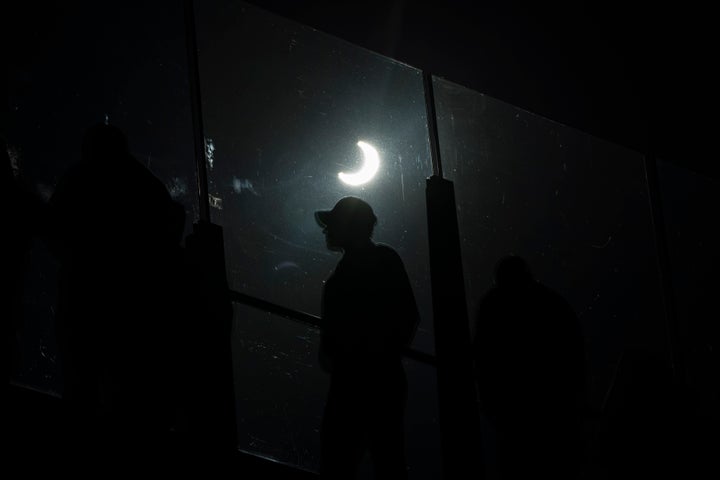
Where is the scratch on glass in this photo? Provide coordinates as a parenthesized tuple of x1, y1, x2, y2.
(209, 194, 223, 210)
(232, 177, 259, 196)
(205, 137, 215, 169)
(397, 154, 406, 201)
(591, 236, 612, 249)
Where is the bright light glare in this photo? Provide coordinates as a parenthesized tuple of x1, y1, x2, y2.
(338, 141, 380, 186)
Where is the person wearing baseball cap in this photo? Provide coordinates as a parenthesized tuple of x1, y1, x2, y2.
(314, 196, 419, 479)
(314, 196, 377, 252)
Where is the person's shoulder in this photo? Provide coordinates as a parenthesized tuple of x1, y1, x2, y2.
(477, 286, 503, 310)
(58, 160, 93, 183)
(50, 160, 95, 204)
(374, 243, 402, 261)
(535, 282, 576, 315)
(535, 282, 564, 301)
(373, 243, 409, 272)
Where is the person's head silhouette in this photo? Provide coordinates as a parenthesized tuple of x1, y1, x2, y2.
(315, 196, 377, 251)
(81, 123, 130, 163)
(494, 255, 533, 287)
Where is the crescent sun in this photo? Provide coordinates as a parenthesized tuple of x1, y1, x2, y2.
(338, 141, 380, 186)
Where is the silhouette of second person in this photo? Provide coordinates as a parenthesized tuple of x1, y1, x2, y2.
(49, 124, 184, 457)
(473, 256, 586, 480)
(315, 197, 419, 480)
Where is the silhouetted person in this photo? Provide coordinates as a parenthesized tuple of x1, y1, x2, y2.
(48, 124, 183, 461)
(315, 197, 419, 479)
(473, 256, 585, 480)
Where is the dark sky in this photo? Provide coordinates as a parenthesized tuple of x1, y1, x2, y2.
(243, 0, 716, 179)
(3, 0, 714, 177)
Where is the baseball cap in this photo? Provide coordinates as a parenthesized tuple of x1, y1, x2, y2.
(315, 196, 377, 236)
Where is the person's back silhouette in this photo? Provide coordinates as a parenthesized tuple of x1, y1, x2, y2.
(315, 196, 419, 480)
(49, 124, 183, 459)
(473, 256, 585, 479)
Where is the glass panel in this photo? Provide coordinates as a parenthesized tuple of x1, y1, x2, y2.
(231, 303, 442, 478)
(7, 1, 197, 394)
(657, 159, 720, 414)
(432, 78, 667, 411)
(231, 305, 326, 470)
(196, 0, 435, 353)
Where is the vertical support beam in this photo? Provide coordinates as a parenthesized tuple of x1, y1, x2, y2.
(184, 221, 237, 457)
(424, 71, 483, 479)
(644, 154, 685, 386)
(426, 177, 484, 479)
(184, 0, 211, 223)
(183, 0, 235, 458)
(423, 73, 444, 178)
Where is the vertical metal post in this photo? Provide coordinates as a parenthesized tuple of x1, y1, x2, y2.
(424, 71, 484, 479)
(182, 0, 236, 457)
(644, 153, 685, 386)
(423, 72, 444, 178)
(184, 0, 211, 223)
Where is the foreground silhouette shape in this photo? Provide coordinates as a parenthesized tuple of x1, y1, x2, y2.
(48, 124, 185, 462)
(315, 196, 420, 479)
(3, 138, 48, 384)
(473, 256, 586, 480)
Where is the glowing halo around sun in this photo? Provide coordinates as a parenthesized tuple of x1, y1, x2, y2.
(338, 141, 380, 186)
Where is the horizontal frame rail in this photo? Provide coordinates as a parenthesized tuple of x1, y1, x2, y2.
(228, 290, 437, 367)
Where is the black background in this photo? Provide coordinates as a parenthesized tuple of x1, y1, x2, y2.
(240, 1, 716, 178)
(5, 1, 715, 177)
